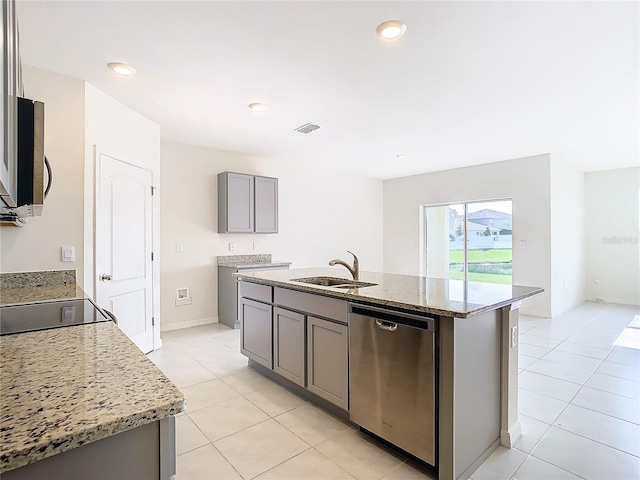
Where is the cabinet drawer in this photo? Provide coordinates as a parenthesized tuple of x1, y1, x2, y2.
(240, 281, 272, 303)
(274, 287, 347, 324)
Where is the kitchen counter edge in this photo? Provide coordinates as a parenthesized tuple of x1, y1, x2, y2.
(234, 270, 543, 318)
(0, 322, 185, 474)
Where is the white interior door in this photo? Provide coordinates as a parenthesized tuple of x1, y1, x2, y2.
(96, 154, 154, 353)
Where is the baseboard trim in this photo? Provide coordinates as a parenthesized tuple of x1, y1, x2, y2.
(161, 317, 218, 332)
(588, 297, 640, 307)
(500, 420, 522, 448)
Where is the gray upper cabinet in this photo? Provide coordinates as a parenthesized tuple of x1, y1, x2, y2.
(218, 172, 254, 233)
(254, 176, 278, 233)
(1, 0, 19, 209)
(218, 172, 278, 234)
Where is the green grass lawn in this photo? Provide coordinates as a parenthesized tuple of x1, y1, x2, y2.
(448, 269, 513, 284)
(449, 248, 512, 264)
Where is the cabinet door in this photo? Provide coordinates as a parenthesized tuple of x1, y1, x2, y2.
(240, 298, 272, 368)
(254, 176, 278, 233)
(273, 307, 305, 386)
(218, 172, 254, 233)
(0, 0, 18, 208)
(307, 316, 348, 410)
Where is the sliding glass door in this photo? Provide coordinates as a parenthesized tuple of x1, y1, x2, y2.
(424, 199, 512, 284)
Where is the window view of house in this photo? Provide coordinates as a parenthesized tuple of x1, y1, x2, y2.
(424, 199, 513, 284)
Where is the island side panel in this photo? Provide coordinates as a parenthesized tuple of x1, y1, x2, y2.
(439, 309, 501, 480)
(2, 417, 175, 480)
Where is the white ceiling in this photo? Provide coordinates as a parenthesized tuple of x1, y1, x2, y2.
(16, 1, 639, 180)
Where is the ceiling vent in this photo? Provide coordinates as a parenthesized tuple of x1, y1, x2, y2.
(294, 123, 320, 134)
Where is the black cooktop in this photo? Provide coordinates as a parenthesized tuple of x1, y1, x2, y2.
(0, 299, 112, 336)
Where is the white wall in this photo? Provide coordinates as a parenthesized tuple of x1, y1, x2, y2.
(84, 84, 162, 346)
(0, 66, 85, 283)
(585, 167, 640, 305)
(550, 157, 586, 315)
(160, 141, 384, 329)
(384, 154, 552, 317)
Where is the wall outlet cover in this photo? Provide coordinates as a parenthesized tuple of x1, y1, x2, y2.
(177, 287, 189, 299)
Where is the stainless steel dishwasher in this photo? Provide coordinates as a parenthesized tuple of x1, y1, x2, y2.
(349, 303, 437, 467)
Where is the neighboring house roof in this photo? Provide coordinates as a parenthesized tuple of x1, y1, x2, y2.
(467, 209, 512, 230)
(468, 209, 511, 220)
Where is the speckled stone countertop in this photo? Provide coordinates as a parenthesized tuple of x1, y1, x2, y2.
(235, 268, 543, 318)
(0, 321, 186, 473)
(0, 270, 87, 306)
(217, 254, 291, 269)
(0, 283, 88, 306)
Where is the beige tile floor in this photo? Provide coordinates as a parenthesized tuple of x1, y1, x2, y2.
(148, 302, 640, 480)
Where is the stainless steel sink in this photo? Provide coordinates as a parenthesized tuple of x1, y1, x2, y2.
(334, 282, 377, 288)
(291, 276, 377, 288)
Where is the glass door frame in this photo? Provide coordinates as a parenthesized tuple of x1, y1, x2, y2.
(421, 197, 512, 282)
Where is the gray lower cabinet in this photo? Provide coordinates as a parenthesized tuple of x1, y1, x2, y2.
(219, 264, 288, 329)
(307, 316, 349, 410)
(273, 307, 305, 387)
(240, 297, 272, 368)
(239, 284, 349, 411)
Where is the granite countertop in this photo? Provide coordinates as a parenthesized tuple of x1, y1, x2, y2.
(0, 321, 186, 473)
(0, 283, 88, 306)
(217, 253, 291, 269)
(235, 267, 543, 318)
(0, 270, 87, 307)
(219, 261, 292, 269)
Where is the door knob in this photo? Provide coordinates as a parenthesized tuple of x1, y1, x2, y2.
(100, 274, 112, 281)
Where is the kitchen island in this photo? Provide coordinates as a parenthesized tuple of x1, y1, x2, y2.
(235, 267, 543, 480)
(0, 274, 185, 479)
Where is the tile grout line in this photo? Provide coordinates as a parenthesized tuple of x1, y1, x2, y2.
(516, 307, 639, 476)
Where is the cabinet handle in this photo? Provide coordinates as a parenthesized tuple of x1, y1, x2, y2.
(100, 274, 112, 281)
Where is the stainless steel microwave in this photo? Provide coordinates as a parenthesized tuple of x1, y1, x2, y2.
(0, 96, 46, 221)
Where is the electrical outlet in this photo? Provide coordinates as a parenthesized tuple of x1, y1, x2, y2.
(177, 287, 189, 299)
(253, 242, 259, 251)
(175, 243, 183, 253)
(511, 326, 518, 347)
(228, 242, 235, 251)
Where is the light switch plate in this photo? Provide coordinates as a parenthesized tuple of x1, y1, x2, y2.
(61, 246, 75, 262)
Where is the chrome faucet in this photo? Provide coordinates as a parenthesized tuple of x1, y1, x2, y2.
(329, 251, 359, 280)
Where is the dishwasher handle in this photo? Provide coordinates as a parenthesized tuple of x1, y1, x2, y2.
(350, 304, 437, 331)
(375, 319, 398, 331)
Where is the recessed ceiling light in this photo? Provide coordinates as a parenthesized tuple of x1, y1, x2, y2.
(376, 20, 407, 40)
(108, 62, 136, 76)
(396, 154, 408, 160)
(249, 103, 268, 112)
